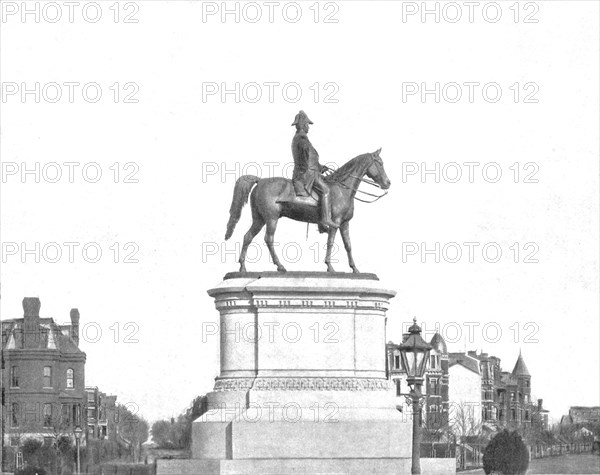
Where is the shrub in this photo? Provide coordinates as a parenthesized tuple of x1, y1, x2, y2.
(483, 430, 529, 475)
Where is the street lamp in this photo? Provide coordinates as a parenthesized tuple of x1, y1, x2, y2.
(399, 318, 432, 475)
(73, 425, 83, 474)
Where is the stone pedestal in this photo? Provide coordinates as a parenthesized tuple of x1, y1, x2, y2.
(158, 272, 413, 474)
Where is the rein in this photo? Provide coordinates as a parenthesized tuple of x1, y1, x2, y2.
(324, 158, 389, 204)
(348, 173, 389, 203)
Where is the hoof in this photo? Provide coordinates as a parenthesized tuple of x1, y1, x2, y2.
(352, 267, 360, 274)
(326, 266, 336, 273)
(239, 265, 247, 273)
(277, 266, 287, 272)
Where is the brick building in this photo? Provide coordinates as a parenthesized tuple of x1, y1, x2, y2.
(1, 297, 86, 471)
(450, 350, 548, 434)
(85, 386, 117, 441)
(387, 332, 450, 431)
(561, 406, 600, 425)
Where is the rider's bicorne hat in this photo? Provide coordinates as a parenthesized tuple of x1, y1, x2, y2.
(291, 110, 313, 126)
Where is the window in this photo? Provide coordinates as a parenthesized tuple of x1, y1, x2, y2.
(66, 368, 74, 388)
(10, 437, 20, 447)
(62, 404, 71, 426)
(11, 403, 19, 427)
(526, 380, 530, 387)
(73, 404, 81, 426)
(43, 404, 52, 427)
(510, 392, 515, 402)
(16, 452, 23, 470)
(511, 408, 516, 421)
(395, 379, 401, 397)
(11, 366, 19, 387)
(394, 354, 400, 370)
(525, 410, 530, 421)
(43, 366, 52, 387)
(430, 378, 439, 395)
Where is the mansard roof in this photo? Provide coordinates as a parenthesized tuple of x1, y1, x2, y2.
(1, 317, 83, 355)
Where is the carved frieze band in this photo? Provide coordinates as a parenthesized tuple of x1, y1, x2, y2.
(213, 377, 390, 392)
(216, 298, 387, 310)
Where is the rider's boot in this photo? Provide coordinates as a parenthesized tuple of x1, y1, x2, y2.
(319, 193, 338, 230)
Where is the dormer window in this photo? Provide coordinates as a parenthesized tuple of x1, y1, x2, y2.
(66, 368, 74, 388)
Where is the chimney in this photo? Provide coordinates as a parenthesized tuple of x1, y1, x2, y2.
(467, 350, 477, 358)
(23, 297, 41, 347)
(70, 308, 80, 346)
(23, 297, 41, 318)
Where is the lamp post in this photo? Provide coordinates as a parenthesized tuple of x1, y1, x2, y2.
(399, 318, 432, 475)
(73, 425, 83, 474)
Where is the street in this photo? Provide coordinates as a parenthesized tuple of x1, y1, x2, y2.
(465, 453, 600, 474)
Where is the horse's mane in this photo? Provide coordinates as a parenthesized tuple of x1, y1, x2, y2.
(325, 153, 370, 183)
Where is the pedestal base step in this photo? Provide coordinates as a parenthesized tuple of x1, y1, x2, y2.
(157, 457, 412, 475)
(157, 457, 456, 474)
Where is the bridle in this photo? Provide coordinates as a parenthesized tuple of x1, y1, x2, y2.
(324, 155, 389, 204)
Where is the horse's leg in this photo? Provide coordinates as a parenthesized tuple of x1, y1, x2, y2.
(340, 221, 359, 273)
(265, 218, 286, 272)
(239, 216, 265, 272)
(324, 226, 338, 273)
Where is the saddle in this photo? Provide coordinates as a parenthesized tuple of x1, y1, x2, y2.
(276, 186, 319, 207)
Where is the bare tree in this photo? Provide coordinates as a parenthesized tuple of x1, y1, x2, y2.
(449, 402, 483, 469)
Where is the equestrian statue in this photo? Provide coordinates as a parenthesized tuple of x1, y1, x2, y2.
(224, 111, 391, 273)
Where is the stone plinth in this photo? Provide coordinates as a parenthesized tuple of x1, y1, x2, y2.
(158, 272, 413, 474)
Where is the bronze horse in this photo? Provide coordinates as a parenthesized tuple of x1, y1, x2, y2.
(225, 149, 391, 273)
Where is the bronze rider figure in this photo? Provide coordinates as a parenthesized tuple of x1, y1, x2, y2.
(291, 110, 338, 230)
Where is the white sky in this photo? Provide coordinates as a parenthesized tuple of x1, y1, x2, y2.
(1, 1, 598, 424)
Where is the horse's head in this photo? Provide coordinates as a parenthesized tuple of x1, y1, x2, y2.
(365, 148, 391, 189)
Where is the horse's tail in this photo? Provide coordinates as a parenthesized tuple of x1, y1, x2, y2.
(225, 175, 260, 240)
